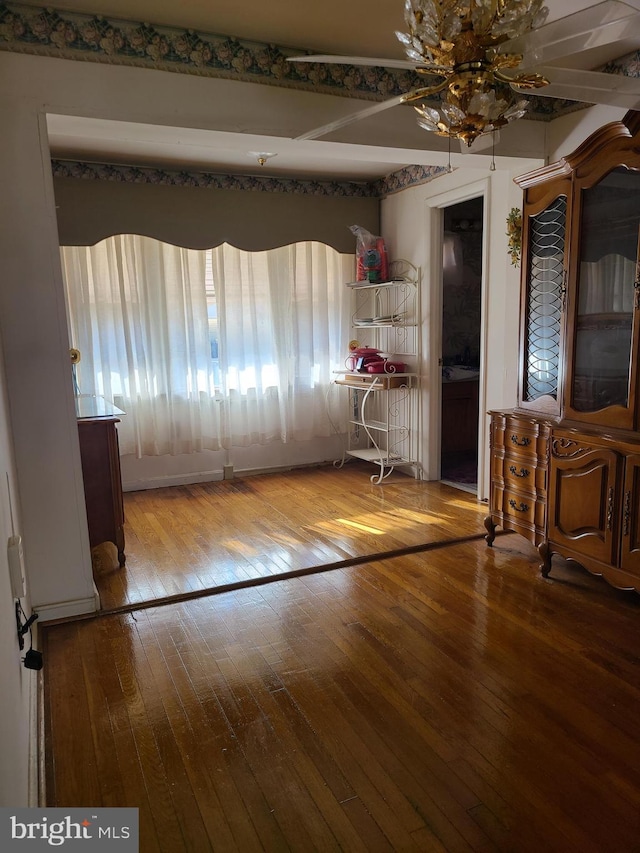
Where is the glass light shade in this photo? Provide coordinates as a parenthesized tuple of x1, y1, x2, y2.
(398, 0, 546, 145)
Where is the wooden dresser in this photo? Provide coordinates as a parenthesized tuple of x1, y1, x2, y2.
(76, 395, 126, 566)
(485, 110, 640, 594)
(485, 411, 550, 547)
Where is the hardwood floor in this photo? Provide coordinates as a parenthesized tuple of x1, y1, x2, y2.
(43, 493, 640, 852)
(96, 463, 489, 611)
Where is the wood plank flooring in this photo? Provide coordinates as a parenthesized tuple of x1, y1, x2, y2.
(43, 509, 640, 852)
(96, 463, 488, 610)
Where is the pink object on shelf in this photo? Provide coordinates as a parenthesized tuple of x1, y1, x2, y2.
(367, 361, 407, 374)
(346, 346, 384, 372)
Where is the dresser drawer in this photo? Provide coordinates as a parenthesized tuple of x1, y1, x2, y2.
(491, 413, 550, 462)
(491, 453, 537, 491)
(492, 484, 545, 529)
(503, 458, 547, 493)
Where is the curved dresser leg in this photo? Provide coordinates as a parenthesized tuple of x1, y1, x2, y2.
(538, 541, 552, 577)
(484, 515, 497, 547)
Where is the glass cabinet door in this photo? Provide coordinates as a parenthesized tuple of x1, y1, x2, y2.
(521, 196, 567, 412)
(571, 166, 640, 422)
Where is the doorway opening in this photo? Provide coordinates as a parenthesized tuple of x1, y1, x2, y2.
(440, 197, 483, 493)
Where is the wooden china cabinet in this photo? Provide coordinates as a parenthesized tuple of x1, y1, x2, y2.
(485, 110, 640, 593)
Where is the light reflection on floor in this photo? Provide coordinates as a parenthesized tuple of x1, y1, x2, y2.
(332, 517, 386, 535)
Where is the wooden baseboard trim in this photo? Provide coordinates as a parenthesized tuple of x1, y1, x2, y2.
(36, 671, 46, 807)
(41, 530, 514, 626)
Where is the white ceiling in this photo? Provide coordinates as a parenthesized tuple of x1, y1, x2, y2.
(46, 116, 441, 181)
(42, 0, 640, 179)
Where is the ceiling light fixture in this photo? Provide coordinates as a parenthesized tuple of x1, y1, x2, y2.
(249, 151, 277, 166)
(398, 0, 550, 147)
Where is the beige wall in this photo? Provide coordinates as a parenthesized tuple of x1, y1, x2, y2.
(0, 98, 96, 624)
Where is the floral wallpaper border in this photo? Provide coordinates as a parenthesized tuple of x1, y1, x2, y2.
(51, 159, 448, 198)
(0, 1, 599, 119)
(0, 1, 422, 101)
(376, 164, 449, 196)
(602, 53, 640, 78)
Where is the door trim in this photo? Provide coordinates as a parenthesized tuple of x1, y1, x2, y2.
(424, 178, 490, 498)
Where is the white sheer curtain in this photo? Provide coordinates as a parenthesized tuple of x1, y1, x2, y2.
(62, 235, 220, 456)
(61, 235, 352, 457)
(579, 255, 636, 314)
(213, 242, 352, 445)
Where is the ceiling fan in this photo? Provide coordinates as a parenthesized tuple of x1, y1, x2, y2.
(287, 0, 640, 147)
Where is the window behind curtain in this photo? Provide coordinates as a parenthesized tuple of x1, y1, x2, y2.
(61, 236, 353, 456)
(205, 249, 221, 391)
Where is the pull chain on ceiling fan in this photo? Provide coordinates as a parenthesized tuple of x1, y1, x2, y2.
(288, 0, 640, 148)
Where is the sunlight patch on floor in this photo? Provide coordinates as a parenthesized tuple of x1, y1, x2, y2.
(445, 497, 487, 514)
(335, 518, 386, 535)
(307, 507, 450, 539)
(356, 509, 452, 528)
(309, 518, 376, 539)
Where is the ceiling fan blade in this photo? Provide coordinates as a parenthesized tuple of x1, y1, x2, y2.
(294, 94, 409, 141)
(287, 54, 428, 71)
(287, 54, 452, 77)
(501, 1, 640, 69)
(512, 66, 640, 110)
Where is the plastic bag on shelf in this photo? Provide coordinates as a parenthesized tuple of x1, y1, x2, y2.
(350, 225, 389, 283)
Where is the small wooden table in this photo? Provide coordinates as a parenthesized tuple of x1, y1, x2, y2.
(76, 395, 126, 566)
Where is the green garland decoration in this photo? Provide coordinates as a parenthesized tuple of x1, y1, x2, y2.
(506, 208, 522, 267)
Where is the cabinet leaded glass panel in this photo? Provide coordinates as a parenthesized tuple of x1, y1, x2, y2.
(523, 196, 567, 404)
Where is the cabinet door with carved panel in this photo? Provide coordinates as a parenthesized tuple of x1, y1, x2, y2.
(619, 453, 640, 576)
(548, 435, 619, 565)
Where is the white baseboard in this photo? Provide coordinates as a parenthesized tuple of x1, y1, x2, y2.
(232, 460, 334, 478)
(122, 460, 341, 491)
(123, 469, 224, 491)
(33, 594, 98, 623)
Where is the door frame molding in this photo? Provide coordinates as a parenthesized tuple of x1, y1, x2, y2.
(423, 178, 490, 498)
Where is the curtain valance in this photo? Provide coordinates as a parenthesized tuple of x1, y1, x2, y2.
(54, 177, 380, 254)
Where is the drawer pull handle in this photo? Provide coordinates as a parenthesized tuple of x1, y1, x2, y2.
(607, 486, 614, 532)
(511, 434, 531, 447)
(509, 465, 530, 478)
(623, 490, 631, 536)
(509, 499, 529, 513)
